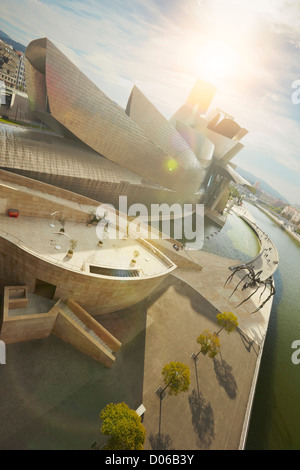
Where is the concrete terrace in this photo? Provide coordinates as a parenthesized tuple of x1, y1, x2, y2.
(0, 175, 176, 281)
(0, 214, 174, 279)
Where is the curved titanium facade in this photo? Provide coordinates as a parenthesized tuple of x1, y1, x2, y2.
(22, 37, 250, 217)
(25, 38, 204, 196)
(0, 125, 179, 208)
(126, 85, 206, 195)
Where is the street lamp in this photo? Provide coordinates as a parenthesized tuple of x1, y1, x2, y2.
(190, 348, 208, 364)
(155, 383, 169, 401)
(155, 371, 179, 401)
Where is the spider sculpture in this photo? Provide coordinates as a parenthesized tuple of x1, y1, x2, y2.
(224, 265, 275, 314)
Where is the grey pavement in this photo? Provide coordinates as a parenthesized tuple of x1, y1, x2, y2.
(0, 266, 261, 450)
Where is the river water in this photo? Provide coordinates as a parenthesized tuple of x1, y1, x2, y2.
(199, 203, 300, 450)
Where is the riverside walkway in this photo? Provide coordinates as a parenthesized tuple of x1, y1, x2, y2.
(230, 205, 279, 281)
(140, 204, 278, 450)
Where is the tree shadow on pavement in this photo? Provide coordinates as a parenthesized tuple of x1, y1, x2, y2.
(213, 356, 237, 399)
(149, 433, 174, 450)
(238, 330, 259, 356)
(188, 388, 215, 449)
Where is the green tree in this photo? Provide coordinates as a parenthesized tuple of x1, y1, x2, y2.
(249, 186, 257, 195)
(229, 186, 241, 200)
(196, 329, 220, 359)
(161, 361, 190, 396)
(100, 402, 146, 450)
(216, 311, 239, 335)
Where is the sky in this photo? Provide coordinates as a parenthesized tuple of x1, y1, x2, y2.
(0, 0, 300, 204)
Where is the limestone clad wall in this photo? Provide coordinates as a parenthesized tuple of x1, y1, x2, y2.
(0, 237, 171, 315)
(0, 183, 90, 223)
(0, 313, 57, 344)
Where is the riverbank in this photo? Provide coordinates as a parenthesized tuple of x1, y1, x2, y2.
(251, 202, 300, 246)
(231, 205, 279, 280)
(244, 202, 300, 450)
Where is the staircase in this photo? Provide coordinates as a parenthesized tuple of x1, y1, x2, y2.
(52, 300, 121, 368)
(60, 303, 115, 356)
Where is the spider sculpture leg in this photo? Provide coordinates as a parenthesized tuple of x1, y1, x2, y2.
(228, 273, 251, 299)
(251, 280, 276, 314)
(224, 265, 247, 287)
(235, 283, 261, 308)
(259, 282, 268, 301)
(254, 270, 263, 281)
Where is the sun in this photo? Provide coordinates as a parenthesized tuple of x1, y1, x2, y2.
(196, 41, 238, 83)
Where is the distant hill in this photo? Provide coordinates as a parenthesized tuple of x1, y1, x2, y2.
(235, 166, 289, 204)
(0, 30, 26, 53)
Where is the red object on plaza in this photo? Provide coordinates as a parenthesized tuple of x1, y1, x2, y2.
(8, 209, 19, 218)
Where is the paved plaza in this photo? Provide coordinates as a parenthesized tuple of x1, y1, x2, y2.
(0, 244, 270, 450)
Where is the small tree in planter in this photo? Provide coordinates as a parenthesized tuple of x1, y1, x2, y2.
(59, 217, 66, 232)
(88, 210, 104, 226)
(67, 239, 77, 258)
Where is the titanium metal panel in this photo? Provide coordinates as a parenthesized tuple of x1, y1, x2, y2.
(215, 161, 252, 187)
(185, 79, 217, 115)
(126, 86, 206, 195)
(0, 125, 163, 187)
(212, 118, 242, 139)
(174, 121, 215, 165)
(25, 38, 202, 194)
(192, 125, 239, 161)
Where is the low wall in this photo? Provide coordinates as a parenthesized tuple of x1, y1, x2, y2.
(0, 299, 60, 344)
(0, 313, 57, 344)
(0, 182, 91, 223)
(0, 169, 100, 208)
(0, 286, 60, 343)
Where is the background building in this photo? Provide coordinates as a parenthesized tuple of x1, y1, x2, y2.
(0, 38, 26, 91)
(0, 39, 19, 89)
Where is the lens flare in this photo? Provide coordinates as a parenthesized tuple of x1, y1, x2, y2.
(166, 159, 178, 172)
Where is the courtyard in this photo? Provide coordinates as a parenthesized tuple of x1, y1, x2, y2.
(0, 256, 261, 450)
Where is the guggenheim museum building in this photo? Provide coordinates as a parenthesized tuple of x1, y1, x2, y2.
(0, 38, 252, 366)
(0, 37, 250, 221)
